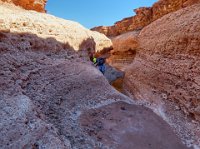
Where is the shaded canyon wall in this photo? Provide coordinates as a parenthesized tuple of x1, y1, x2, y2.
(124, 3, 200, 121)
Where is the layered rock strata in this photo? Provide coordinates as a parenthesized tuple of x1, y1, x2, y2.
(92, 0, 200, 36)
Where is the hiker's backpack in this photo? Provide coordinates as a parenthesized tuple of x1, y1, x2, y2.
(97, 58, 105, 65)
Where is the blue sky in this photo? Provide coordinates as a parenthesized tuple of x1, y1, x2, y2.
(46, 0, 157, 29)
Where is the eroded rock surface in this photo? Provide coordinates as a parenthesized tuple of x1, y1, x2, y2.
(124, 3, 200, 122)
(0, 3, 112, 53)
(0, 95, 69, 149)
(80, 102, 188, 149)
(0, 0, 47, 12)
(92, 0, 200, 36)
(0, 3, 188, 149)
(0, 45, 188, 148)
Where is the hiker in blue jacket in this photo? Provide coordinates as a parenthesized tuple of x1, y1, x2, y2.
(87, 48, 106, 74)
(96, 57, 106, 74)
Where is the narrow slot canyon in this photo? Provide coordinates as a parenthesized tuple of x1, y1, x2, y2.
(0, 0, 200, 149)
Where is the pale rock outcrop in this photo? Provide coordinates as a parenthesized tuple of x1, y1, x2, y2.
(0, 3, 112, 53)
(0, 0, 47, 12)
(92, 0, 200, 36)
(0, 3, 188, 149)
(124, 4, 200, 121)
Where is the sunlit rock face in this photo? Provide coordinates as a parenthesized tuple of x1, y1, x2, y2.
(0, 3, 189, 149)
(152, 0, 200, 21)
(107, 31, 139, 71)
(0, 0, 47, 12)
(0, 3, 112, 53)
(124, 3, 200, 121)
(91, 0, 200, 37)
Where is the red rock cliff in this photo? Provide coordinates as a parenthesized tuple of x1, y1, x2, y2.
(92, 0, 200, 36)
(1, 0, 47, 12)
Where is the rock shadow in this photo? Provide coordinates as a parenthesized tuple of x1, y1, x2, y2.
(0, 30, 97, 60)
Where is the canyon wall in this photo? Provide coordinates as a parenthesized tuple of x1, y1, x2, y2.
(0, 0, 47, 12)
(0, 3, 188, 149)
(91, 0, 200, 147)
(92, 0, 200, 36)
(124, 3, 200, 121)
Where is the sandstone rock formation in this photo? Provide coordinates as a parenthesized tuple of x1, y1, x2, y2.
(0, 0, 47, 12)
(0, 3, 188, 149)
(152, 0, 200, 21)
(124, 3, 200, 122)
(107, 31, 139, 71)
(0, 2, 112, 53)
(91, 0, 200, 36)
